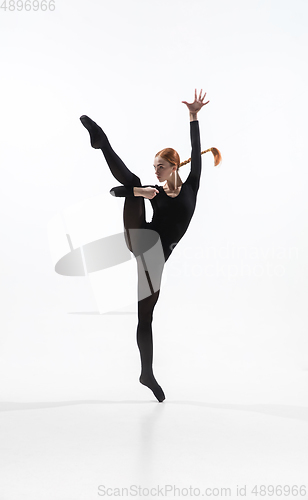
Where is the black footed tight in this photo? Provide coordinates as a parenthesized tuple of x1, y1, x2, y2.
(137, 287, 165, 403)
(80, 116, 165, 402)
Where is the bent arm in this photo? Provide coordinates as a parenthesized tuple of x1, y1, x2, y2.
(110, 185, 134, 197)
(110, 185, 156, 197)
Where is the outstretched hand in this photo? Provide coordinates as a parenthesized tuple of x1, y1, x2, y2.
(182, 89, 209, 114)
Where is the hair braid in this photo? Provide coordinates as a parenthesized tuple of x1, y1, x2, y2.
(155, 146, 222, 171)
(179, 147, 222, 168)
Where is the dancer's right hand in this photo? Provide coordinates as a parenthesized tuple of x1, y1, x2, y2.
(142, 187, 159, 199)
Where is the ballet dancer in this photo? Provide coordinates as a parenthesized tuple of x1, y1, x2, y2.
(80, 89, 221, 402)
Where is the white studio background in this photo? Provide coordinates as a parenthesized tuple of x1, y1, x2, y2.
(0, 0, 308, 498)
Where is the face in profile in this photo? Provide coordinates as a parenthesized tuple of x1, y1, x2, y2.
(153, 156, 177, 183)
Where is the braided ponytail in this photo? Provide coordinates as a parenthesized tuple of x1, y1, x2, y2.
(179, 147, 222, 168)
(155, 146, 222, 171)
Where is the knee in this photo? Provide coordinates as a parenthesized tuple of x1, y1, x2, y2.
(137, 312, 153, 327)
(132, 174, 142, 187)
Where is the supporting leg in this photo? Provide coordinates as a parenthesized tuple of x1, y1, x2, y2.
(136, 258, 165, 402)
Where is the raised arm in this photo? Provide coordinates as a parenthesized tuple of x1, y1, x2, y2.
(185, 119, 201, 190)
(182, 89, 209, 191)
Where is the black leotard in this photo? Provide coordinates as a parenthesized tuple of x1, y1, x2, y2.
(110, 120, 201, 262)
(80, 115, 202, 402)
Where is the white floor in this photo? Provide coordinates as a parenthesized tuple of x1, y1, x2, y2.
(1, 395, 308, 500)
(1, 309, 308, 500)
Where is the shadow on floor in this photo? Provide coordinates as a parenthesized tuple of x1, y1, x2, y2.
(68, 311, 136, 315)
(0, 400, 307, 422)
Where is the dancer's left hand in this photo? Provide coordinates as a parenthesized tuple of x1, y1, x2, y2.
(182, 89, 209, 114)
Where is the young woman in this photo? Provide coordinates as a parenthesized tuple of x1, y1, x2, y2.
(80, 89, 221, 403)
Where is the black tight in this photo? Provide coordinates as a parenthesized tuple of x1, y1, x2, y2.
(98, 126, 165, 402)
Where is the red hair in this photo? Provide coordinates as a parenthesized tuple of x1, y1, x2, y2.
(155, 148, 180, 169)
(155, 146, 222, 169)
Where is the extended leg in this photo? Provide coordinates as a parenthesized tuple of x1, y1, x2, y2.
(80, 115, 137, 185)
(80, 115, 147, 243)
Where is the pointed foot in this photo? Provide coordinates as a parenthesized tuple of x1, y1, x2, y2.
(139, 373, 165, 402)
(80, 115, 105, 149)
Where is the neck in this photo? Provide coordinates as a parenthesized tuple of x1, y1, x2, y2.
(166, 171, 182, 191)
